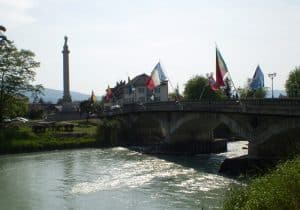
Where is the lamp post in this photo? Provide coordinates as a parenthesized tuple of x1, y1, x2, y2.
(268, 73, 277, 99)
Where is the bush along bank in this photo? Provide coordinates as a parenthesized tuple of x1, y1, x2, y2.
(0, 125, 96, 155)
(223, 156, 300, 210)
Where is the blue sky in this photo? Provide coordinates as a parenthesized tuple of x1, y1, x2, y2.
(1, 0, 300, 95)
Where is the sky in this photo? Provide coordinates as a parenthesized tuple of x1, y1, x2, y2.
(1, 0, 300, 95)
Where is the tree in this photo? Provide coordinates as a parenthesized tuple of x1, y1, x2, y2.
(0, 39, 43, 122)
(285, 66, 300, 98)
(238, 78, 266, 99)
(183, 75, 224, 100)
(5, 95, 29, 118)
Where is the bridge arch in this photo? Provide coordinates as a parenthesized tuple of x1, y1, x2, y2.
(215, 114, 252, 141)
(168, 113, 218, 143)
(130, 113, 165, 145)
(251, 117, 300, 157)
(213, 122, 232, 139)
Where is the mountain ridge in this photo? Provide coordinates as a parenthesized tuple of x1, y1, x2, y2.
(34, 88, 286, 103)
(29, 88, 102, 103)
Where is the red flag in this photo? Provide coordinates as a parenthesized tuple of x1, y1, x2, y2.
(208, 75, 219, 91)
(104, 86, 112, 102)
(146, 76, 155, 91)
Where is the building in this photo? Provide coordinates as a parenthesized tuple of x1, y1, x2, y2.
(105, 73, 168, 106)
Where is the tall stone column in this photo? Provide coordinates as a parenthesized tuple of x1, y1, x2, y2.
(62, 36, 72, 103)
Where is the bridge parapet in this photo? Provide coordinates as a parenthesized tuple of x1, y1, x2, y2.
(102, 99, 300, 117)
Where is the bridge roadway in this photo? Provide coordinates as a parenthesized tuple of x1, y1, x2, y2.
(102, 99, 300, 158)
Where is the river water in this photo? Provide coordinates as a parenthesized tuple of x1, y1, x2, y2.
(0, 141, 247, 210)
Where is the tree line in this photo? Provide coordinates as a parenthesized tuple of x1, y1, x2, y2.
(171, 67, 300, 101)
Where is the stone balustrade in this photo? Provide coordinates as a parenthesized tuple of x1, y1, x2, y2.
(102, 99, 300, 117)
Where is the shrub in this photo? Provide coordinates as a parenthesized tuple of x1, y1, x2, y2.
(224, 156, 300, 210)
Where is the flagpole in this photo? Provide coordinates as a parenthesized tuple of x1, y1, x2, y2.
(159, 60, 183, 109)
(159, 59, 176, 92)
(199, 85, 208, 100)
(227, 72, 240, 99)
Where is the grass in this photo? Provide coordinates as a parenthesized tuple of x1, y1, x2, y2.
(224, 156, 300, 210)
(0, 120, 98, 154)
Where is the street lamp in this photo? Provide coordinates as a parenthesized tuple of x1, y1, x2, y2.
(268, 73, 277, 99)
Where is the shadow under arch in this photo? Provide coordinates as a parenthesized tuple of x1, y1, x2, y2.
(169, 118, 214, 143)
(213, 122, 232, 139)
(216, 114, 252, 142)
(131, 114, 165, 145)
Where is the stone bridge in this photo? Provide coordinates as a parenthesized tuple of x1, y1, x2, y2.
(102, 99, 300, 158)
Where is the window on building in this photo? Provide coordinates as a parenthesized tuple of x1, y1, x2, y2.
(155, 96, 160, 101)
(138, 87, 145, 93)
(138, 88, 145, 93)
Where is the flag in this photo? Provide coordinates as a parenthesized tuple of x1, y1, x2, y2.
(208, 74, 219, 91)
(146, 62, 168, 91)
(90, 90, 97, 103)
(214, 48, 229, 90)
(104, 85, 112, 102)
(250, 65, 264, 90)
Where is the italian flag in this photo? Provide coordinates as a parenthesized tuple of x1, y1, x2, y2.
(210, 48, 229, 90)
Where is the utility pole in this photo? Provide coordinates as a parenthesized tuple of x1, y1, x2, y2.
(268, 73, 277, 99)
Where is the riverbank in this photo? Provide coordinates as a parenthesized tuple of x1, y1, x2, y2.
(0, 121, 97, 155)
(219, 155, 279, 176)
(223, 155, 300, 210)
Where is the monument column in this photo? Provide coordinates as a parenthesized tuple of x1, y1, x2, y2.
(62, 36, 72, 103)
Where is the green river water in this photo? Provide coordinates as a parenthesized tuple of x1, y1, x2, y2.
(0, 141, 247, 210)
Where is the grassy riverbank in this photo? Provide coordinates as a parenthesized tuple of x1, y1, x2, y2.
(224, 156, 300, 210)
(0, 120, 98, 155)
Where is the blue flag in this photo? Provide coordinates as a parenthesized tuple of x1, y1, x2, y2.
(128, 76, 133, 94)
(250, 65, 264, 90)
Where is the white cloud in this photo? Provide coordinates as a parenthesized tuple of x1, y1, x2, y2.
(0, 0, 36, 27)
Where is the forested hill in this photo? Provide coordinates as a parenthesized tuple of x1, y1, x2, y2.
(26, 88, 102, 103)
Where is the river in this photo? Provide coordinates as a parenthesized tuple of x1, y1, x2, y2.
(0, 141, 247, 210)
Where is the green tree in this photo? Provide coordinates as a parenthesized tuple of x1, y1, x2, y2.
(238, 78, 266, 99)
(1, 94, 29, 118)
(80, 100, 102, 121)
(285, 66, 300, 97)
(183, 75, 223, 100)
(0, 39, 42, 122)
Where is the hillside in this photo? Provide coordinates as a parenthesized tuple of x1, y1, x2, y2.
(28, 88, 285, 103)
(28, 88, 101, 103)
